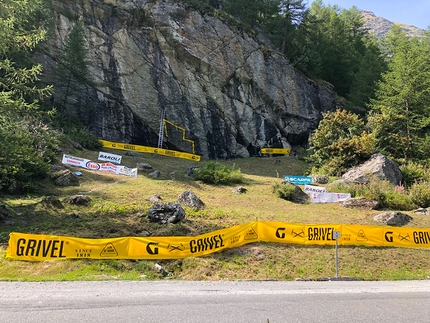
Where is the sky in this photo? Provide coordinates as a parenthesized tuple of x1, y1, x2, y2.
(324, 0, 430, 30)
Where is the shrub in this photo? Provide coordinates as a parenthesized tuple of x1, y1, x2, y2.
(272, 181, 296, 201)
(0, 118, 54, 193)
(307, 109, 376, 176)
(400, 163, 430, 188)
(328, 176, 417, 210)
(194, 161, 243, 184)
(409, 182, 430, 208)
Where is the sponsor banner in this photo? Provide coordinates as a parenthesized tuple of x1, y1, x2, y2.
(62, 154, 137, 178)
(304, 185, 326, 194)
(100, 140, 201, 162)
(7, 222, 430, 261)
(260, 148, 291, 155)
(98, 151, 122, 164)
(283, 175, 313, 185)
(310, 192, 351, 203)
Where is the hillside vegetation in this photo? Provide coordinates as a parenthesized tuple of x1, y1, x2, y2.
(1, 148, 430, 281)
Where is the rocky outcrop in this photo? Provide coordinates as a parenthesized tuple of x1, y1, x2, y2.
(42, 0, 336, 159)
(342, 153, 403, 186)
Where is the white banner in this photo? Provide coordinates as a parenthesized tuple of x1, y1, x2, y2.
(310, 192, 351, 203)
(98, 151, 122, 164)
(304, 185, 326, 194)
(62, 154, 137, 177)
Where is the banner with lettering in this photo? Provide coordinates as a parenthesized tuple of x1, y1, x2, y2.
(260, 148, 291, 155)
(309, 192, 351, 203)
(6, 222, 430, 261)
(62, 154, 137, 177)
(98, 151, 122, 164)
(100, 140, 201, 162)
(303, 185, 326, 194)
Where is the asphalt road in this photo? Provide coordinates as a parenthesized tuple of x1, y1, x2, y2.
(1, 280, 430, 323)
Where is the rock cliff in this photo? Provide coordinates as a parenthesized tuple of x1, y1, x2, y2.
(43, 0, 336, 159)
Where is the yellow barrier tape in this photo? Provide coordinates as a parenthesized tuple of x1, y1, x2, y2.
(100, 140, 201, 161)
(260, 148, 291, 154)
(6, 222, 430, 261)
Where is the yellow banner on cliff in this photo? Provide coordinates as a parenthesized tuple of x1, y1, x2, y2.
(100, 140, 201, 161)
(260, 148, 291, 155)
(6, 222, 430, 261)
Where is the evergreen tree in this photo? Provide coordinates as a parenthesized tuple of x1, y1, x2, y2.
(368, 26, 430, 161)
(223, 0, 278, 29)
(0, 0, 56, 192)
(58, 19, 90, 109)
(348, 35, 387, 111)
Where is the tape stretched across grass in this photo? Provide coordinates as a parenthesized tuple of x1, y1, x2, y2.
(6, 221, 430, 261)
(100, 140, 201, 161)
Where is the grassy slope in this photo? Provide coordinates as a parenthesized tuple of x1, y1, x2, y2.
(1, 148, 430, 281)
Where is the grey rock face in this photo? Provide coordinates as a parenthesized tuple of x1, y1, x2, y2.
(147, 203, 185, 224)
(44, 0, 336, 159)
(342, 153, 403, 186)
(373, 211, 413, 226)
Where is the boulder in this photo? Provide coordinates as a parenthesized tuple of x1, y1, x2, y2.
(312, 175, 329, 184)
(147, 203, 186, 224)
(137, 162, 152, 170)
(413, 208, 430, 216)
(51, 170, 80, 187)
(177, 191, 205, 210)
(149, 170, 161, 178)
(373, 211, 413, 226)
(67, 195, 92, 206)
(42, 196, 64, 209)
(232, 186, 248, 194)
(280, 181, 309, 204)
(342, 153, 403, 186)
(146, 194, 163, 204)
(340, 197, 380, 210)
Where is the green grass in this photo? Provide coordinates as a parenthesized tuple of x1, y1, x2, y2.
(1, 148, 430, 281)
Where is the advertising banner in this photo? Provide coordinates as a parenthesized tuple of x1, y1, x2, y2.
(98, 151, 122, 164)
(62, 154, 137, 177)
(100, 140, 201, 161)
(283, 175, 313, 185)
(260, 148, 291, 155)
(7, 222, 430, 261)
(304, 185, 326, 194)
(309, 192, 351, 203)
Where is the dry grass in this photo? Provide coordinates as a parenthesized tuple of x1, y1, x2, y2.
(1, 148, 430, 281)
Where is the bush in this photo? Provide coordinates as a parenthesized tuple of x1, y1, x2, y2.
(307, 110, 376, 176)
(328, 176, 417, 210)
(400, 163, 430, 188)
(272, 181, 297, 201)
(0, 116, 61, 193)
(195, 161, 243, 185)
(409, 182, 430, 208)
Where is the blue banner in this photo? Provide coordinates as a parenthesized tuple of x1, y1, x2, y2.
(283, 175, 312, 185)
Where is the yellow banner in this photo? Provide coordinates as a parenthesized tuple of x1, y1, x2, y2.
(260, 148, 291, 154)
(6, 222, 430, 261)
(100, 140, 201, 161)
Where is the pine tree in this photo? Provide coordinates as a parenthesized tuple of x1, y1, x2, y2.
(58, 19, 90, 109)
(0, 0, 55, 192)
(368, 26, 430, 161)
